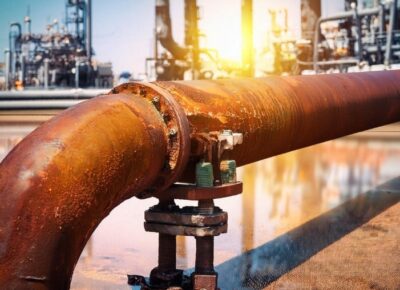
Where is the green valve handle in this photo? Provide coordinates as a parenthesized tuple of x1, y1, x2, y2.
(195, 161, 214, 187)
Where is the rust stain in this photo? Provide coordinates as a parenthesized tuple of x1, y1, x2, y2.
(1, 71, 400, 289)
(0, 94, 169, 289)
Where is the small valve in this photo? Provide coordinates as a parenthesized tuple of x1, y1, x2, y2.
(217, 130, 243, 151)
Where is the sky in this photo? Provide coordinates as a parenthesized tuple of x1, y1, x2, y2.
(0, 0, 343, 76)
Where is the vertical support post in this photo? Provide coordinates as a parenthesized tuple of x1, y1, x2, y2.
(352, 4, 364, 63)
(184, 0, 200, 79)
(75, 1, 80, 40)
(394, 0, 398, 32)
(21, 55, 25, 87)
(241, 0, 254, 77)
(86, 0, 92, 64)
(379, 2, 385, 35)
(75, 59, 80, 88)
(85, 0, 93, 86)
(195, 199, 215, 274)
(385, 0, 396, 67)
(4, 50, 10, 90)
(158, 233, 177, 272)
(148, 199, 183, 287)
(44, 58, 49, 89)
(195, 236, 214, 274)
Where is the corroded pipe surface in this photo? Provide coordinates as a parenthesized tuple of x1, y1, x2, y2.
(0, 94, 170, 288)
(1, 71, 400, 289)
(113, 71, 400, 182)
(150, 71, 400, 176)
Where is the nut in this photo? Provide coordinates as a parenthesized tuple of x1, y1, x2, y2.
(169, 128, 177, 136)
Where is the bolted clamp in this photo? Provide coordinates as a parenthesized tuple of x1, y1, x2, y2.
(128, 130, 243, 290)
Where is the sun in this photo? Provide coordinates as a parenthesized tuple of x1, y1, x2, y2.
(199, 0, 243, 63)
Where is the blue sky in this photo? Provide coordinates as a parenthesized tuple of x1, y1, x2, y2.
(0, 0, 317, 76)
(0, 0, 185, 76)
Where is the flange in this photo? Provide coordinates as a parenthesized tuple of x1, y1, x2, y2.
(111, 82, 191, 198)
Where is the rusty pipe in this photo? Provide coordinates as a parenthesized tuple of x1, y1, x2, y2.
(0, 93, 190, 288)
(156, 0, 188, 60)
(1, 71, 400, 288)
(118, 70, 400, 179)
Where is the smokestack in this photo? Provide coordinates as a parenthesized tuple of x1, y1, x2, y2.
(24, 16, 31, 35)
(241, 0, 254, 77)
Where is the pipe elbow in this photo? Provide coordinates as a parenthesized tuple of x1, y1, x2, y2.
(0, 94, 171, 288)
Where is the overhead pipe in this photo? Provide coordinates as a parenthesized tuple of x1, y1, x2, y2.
(155, 0, 188, 60)
(0, 99, 84, 110)
(9, 22, 22, 82)
(1, 71, 400, 288)
(0, 89, 106, 100)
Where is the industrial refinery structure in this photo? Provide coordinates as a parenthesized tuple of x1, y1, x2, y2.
(2, 0, 400, 87)
(3, 0, 113, 90)
(0, 1, 400, 289)
(146, 0, 400, 80)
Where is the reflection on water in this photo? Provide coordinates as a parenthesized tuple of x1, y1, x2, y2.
(0, 120, 399, 289)
(0, 124, 37, 160)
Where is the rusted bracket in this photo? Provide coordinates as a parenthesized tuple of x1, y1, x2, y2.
(128, 181, 242, 290)
(128, 184, 238, 289)
(157, 182, 243, 201)
(127, 130, 243, 289)
(189, 130, 243, 186)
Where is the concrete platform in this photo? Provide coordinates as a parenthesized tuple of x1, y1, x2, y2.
(267, 202, 400, 289)
(216, 178, 400, 290)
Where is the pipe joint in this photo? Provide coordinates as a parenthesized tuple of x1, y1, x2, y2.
(111, 82, 191, 198)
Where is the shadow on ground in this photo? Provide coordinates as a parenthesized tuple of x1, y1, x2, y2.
(216, 177, 400, 290)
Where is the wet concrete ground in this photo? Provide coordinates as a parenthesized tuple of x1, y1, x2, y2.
(267, 201, 400, 289)
(0, 117, 399, 289)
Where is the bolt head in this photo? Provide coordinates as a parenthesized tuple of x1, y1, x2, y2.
(169, 128, 177, 136)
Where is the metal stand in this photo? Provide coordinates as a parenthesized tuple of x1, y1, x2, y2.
(127, 182, 242, 290)
(128, 130, 243, 290)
